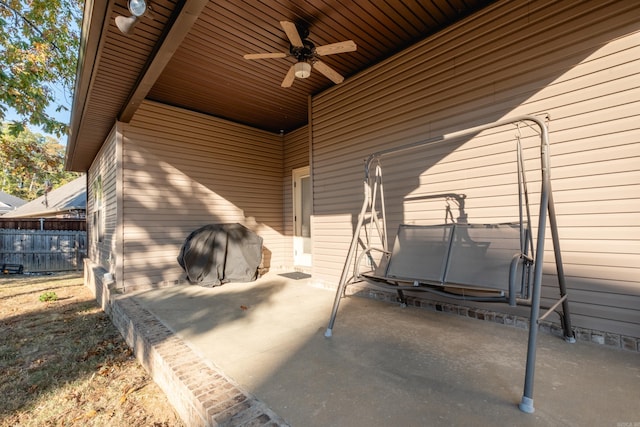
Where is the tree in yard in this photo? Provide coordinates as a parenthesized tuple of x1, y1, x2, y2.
(0, 0, 83, 138)
(1, 122, 80, 199)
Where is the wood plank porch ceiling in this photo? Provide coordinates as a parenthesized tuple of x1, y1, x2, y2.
(68, 0, 493, 171)
(150, 0, 492, 134)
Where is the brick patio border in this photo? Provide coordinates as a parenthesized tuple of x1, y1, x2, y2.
(84, 262, 289, 427)
(343, 282, 640, 352)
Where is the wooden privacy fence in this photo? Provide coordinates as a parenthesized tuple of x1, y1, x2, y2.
(0, 229, 87, 273)
(0, 218, 86, 231)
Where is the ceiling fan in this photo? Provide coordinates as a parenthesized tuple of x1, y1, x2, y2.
(243, 21, 357, 88)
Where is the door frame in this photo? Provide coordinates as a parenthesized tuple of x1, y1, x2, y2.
(292, 166, 312, 267)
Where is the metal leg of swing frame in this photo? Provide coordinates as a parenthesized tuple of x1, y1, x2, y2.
(324, 279, 348, 337)
(519, 280, 541, 414)
(548, 190, 576, 343)
(520, 159, 548, 414)
(520, 145, 576, 413)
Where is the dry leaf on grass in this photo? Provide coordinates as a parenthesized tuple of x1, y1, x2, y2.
(0, 273, 184, 426)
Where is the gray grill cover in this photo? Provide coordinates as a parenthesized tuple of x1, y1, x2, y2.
(177, 223, 263, 287)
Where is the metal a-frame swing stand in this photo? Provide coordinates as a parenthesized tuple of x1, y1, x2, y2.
(323, 114, 576, 414)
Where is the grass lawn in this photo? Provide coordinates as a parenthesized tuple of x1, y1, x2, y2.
(0, 272, 184, 426)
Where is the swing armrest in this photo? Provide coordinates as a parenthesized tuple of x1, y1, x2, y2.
(356, 246, 391, 279)
(509, 253, 532, 306)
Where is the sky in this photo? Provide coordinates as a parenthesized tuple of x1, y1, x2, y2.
(3, 93, 73, 144)
(1, 11, 79, 145)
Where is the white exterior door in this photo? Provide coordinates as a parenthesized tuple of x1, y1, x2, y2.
(293, 166, 312, 267)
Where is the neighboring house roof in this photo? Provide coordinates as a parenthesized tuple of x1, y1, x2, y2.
(3, 176, 86, 218)
(0, 191, 27, 215)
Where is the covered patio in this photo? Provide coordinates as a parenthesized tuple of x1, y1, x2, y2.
(71, 1, 640, 424)
(110, 272, 640, 426)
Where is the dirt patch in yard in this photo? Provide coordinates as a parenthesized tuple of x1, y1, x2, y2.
(0, 272, 184, 426)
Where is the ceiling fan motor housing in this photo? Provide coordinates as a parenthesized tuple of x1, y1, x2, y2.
(290, 39, 316, 61)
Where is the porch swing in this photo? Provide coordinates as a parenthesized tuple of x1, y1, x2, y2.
(323, 115, 575, 414)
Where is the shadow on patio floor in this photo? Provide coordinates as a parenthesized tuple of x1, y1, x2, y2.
(132, 273, 640, 427)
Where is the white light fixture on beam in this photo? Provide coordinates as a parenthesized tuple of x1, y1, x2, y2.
(115, 0, 149, 35)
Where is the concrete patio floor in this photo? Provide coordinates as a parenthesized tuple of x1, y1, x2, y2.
(131, 273, 640, 427)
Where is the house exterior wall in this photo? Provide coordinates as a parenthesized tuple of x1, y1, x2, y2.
(87, 126, 119, 274)
(116, 101, 285, 290)
(310, 0, 640, 338)
(283, 125, 310, 266)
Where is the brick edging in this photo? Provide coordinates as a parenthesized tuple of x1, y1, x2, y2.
(85, 262, 289, 427)
(345, 283, 640, 353)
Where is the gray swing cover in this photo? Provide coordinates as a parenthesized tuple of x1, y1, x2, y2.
(177, 223, 263, 287)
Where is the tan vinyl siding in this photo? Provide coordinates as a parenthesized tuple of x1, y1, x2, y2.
(120, 101, 284, 288)
(283, 126, 310, 266)
(311, 0, 640, 338)
(87, 126, 118, 272)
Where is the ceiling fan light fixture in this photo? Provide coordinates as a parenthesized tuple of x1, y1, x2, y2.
(294, 62, 312, 79)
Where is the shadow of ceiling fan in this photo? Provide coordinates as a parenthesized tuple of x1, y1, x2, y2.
(243, 21, 357, 88)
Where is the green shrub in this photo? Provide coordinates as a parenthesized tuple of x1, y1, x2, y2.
(39, 291, 58, 302)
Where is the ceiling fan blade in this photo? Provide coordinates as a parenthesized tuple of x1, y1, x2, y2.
(313, 60, 344, 84)
(315, 40, 357, 56)
(280, 21, 304, 48)
(281, 65, 296, 87)
(244, 52, 287, 60)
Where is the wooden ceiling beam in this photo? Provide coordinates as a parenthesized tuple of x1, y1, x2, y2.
(119, 0, 210, 122)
